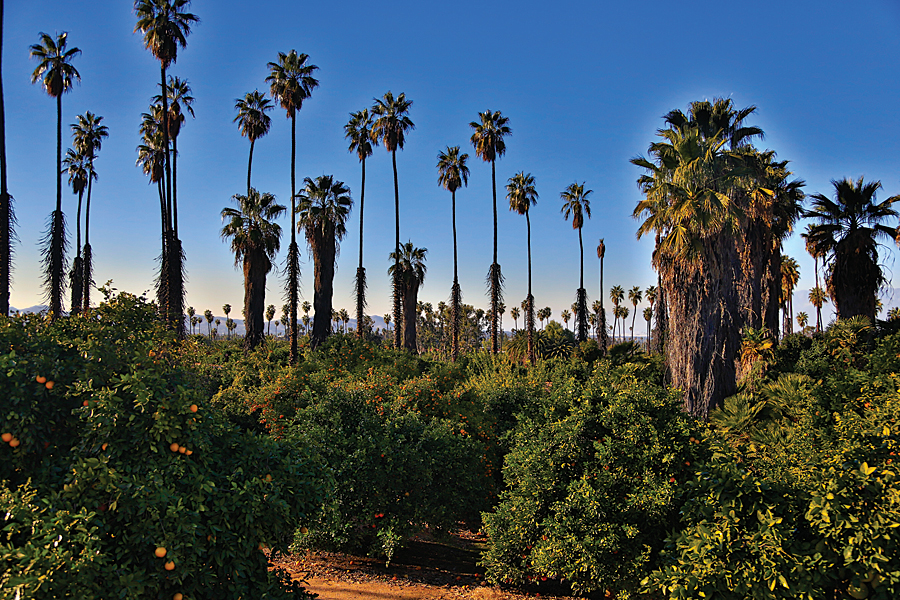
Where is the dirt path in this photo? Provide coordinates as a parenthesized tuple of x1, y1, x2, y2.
(272, 530, 573, 600)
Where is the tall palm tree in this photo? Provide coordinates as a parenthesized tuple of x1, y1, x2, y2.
(203, 308, 213, 337)
(560, 182, 592, 343)
(62, 147, 88, 314)
(645, 285, 657, 350)
(266, 304, 275, 335)
(222, 303, 231, 338)
(802, 224, 825, 332)
(510, 306, 520, 331)
(628, 286, 642, 342)
(134, 0, 198, 337)
(438, 145, 470, 362)
(71, 111, 107, 312)
(507, 171, 538, 365)
(234, 90, 272, 196)
(221, 189, 284, 350)
(643, 306, 653, 350)
(609, 285, 624, 342)
(389, 241, 427, 353)
(297, 175, 352, 349)
(345, 108, 376, 339)
(797, 312, 809, 330)
(596, 240, 609, 353)
(0, 0, 11, 317)
(155, 75, 194, 240)
(804, 177, 899, 322)
(30, 32, 80, 319)
(470, 110, 511, 354)
(780, 256, 800, 336)
(809, 286, 827, 332)
(561, 309, 571, 330)
(266, 49, 318, 363)
(371, 91, 414, 350)
(136, 114, 168, 311)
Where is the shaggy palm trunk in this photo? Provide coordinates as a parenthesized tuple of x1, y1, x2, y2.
(736, 216, 775, 334)
(82, 164, 94, 310)
(451, 188, 461, 361)
(169, 236, 185, 337)
(392, 149, 401, 350)
(814, 256, 822, 332)
(156, 178, 168, 315)
(69, 187, 84, 314)
(598, 255, 608, 355)
(832, 237, 879, 321)
(287, 114, 299, 364)
(310, 233, 335, 350)
(355, 156, 367, 338)
(402, 280, 419, 353)
(576, 227, 588, 343)
(48, 93, 65, 318)
(526, 209, 535, 365)
(489, 159, 502, 354)
(662, 236, 740, 418)
(0, 0, 10, 318)
(243, 251, 268, 350)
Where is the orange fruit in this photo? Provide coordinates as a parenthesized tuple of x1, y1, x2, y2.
(155, 547, 167, 558)
(9, 438, 19, 448)
(189, 404, 198, 413)
(164, 561, 175, 571)
(300, 527, 308, 534)
(36, 375, 46, 384)
(102, 443, 108, 451)
(45, 381, 54, 390)
(173, 594, 184, 600)
(1, 433, 11, 443)
(179, 446, 187, 454)
(83, 400, 89, 407)
(264, 474, 272, 482)
(185, 449, 193, 456)
(169, 442, 180, 452)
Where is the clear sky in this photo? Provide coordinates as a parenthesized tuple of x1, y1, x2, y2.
(5, 0, 900, 327)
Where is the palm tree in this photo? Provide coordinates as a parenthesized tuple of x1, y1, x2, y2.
(222, 303, 231, 338)
(389, 242, 427, 353)
(510, 306, 520, 331)
(780, 256, 800, 336)
(266, 49, 319, 363)
(221, 189, 284, 349)
(507, 171, 538, 365)
(804, 177, 899, 322)
(186, 306, 195, 333)
(30, 32, 81, 319)
(62, 147, 88, 315)
(204, 308, 213, 337)
(371, 91, 414, 350)
(234, 90, 272, 195)
(266, 304, 275, 335)
(301, 300, 311, 334)
(809, 286, 827, 331)
(561, 309, 571, 330)
(438, 145, 470, 362)
(643, 306, 653, 350)
(383, 313, 391, 333)
(797, 312, 809, 330)
(618, 306, 630, 339)
(470, 110, 511, 354)
(134, 0, 199, 337)
(345, 109, 377, 339)
(339, 308, 350, 333)
(136, 111, 169, 313)
(645, 285, 657, 351)
(155, 75, 194, 240)
(609, 285, 624, 342)
(0, 0, 10, 317)
(628, 286, 642, 342)
(297, 175, 352, 349)
(596, 240, 609, 353)
(71, 111, 107, 312)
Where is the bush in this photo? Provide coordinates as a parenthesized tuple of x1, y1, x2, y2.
(480, 363, 707, 596)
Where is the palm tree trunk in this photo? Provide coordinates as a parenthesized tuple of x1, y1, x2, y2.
(172, 134, 178, 240)
(161, 64, 172, 235)
(599, 254, 608, 354)
(526, 209, 535, 365)
(247, 138, 254, 196)
(451, 188, 460, 362)
(355, 156, 366, 338)
(490, 158, 500, 354)
(49, 92, 65, 318)
(311, 234, 335, 350)
(815, 256, 822, 332)
(392, 149, 401, 350)
(83, 164, 92, 310)
(69, 187, 84, 314)
(576, 226, 587, 343)
(403, 280, 419, 353)
(288, 113, 299, 364)
(0, 0, 10, 317)
(243, 252, 267, 350)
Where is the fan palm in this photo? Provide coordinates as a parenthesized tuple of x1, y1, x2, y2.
(507, 171, 538, 365)
(234, 90, 272, 195)
(221, 189, 284, 349)
(470, 110, 511, 354)
(136, 118, 169, 312)
(510, 306, 520, 331)
(71, 111, 107, 311)
(780, 256, 800, 336)
(596, 240, 609, 353)
(559, 182, 594, 342)
(796, 312, 809, 330)
(134, 0, 198, 336)
(628, 286, 642, 342)
(804, 177, 900, 321)
(266, 49, 318, 362)
(62, 147, 89, 314)
(154, 75, 193, 239)
(643, 306, 653, 349)
(297, 175, 352, 349)
(438, 145, 470, 361)
(609, 285, 624, 342)
(389, 242, 427, 353)
(372, 91, 414, 350)
(266, 304, 275, 335)
(30, 31, 80, 318)
(809, 286, 827, 331)
(345, 108, 376, 338)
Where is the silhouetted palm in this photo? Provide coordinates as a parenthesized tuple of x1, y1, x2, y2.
(628, 286, 642, 342)
(62, 147, 89, 314)
(30, 31, 81, 318)
(609, 285, 624, 342)
(297, 175, 352, 349)
(780, 256, 800, 336)
(372, 91, 414, 350)
(267, 49, 318, 363)
(560, 181, 592, 342)
(234, 90, 272, 195)
(596, 240, 608, 353)
(221, 189, 284, 349)
(470, 109, 511, 354)
(154, 75, 194, 240)
(345, 108, 376, 338)
(507, 171, 537, 364)
(438, 145, 470, 361)
(389, 242, 427, 353)
(71, 111, 107, 311)
(804, 177, 899, 321)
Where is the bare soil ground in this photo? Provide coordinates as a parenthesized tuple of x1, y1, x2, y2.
(271, 529, 575, 600)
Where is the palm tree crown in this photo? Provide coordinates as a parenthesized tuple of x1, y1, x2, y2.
(437, 146, 470, 193)
(297, 175, 353, 243)
(235, 90, 272, 142)
(266, 50, 319, 117)
(30, 32, 81, 98)
(507, 171, 538, 216)
(220, 189, 285, 267)
(133, 0, 198, 69)
(346, 108, 376, 162)
(470, 110, 511, 163)
(371, 92, 414, 153)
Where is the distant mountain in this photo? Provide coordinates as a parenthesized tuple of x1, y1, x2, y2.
(10, 305, 49, 315)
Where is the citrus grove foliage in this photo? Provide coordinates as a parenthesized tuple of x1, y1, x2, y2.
(0, 291, 321, 599)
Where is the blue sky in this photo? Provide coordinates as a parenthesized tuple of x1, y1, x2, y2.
(5, 0, 900, 327)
